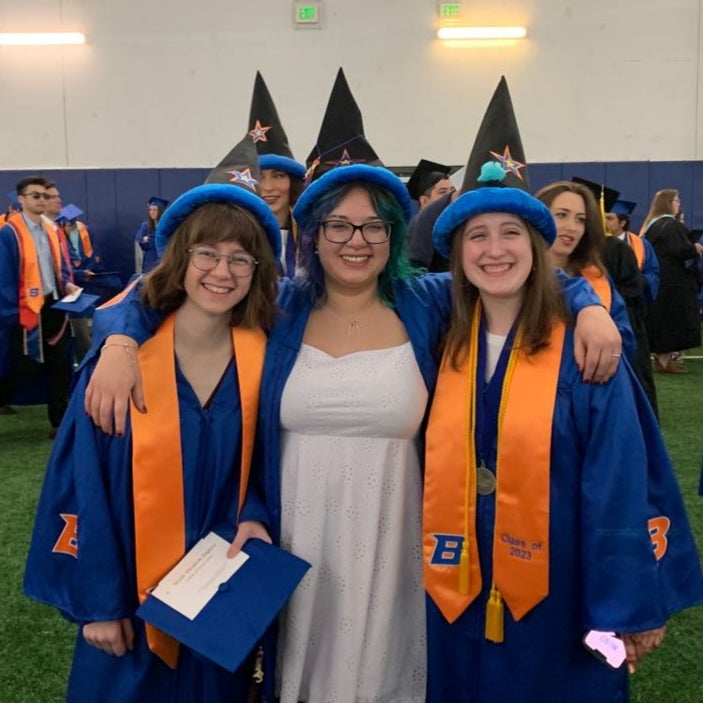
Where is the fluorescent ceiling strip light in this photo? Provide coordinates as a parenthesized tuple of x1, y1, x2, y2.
(437, 26, 527, 40)
(0, 32, 86, 46)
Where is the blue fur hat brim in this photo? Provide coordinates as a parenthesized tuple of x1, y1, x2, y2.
(292, 164, 412, 230)
(433, 187, 556, 259)
(259, 154, 306, 180)
(155, 183, 281, 259)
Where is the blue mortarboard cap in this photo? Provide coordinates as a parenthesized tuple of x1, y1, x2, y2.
(56, 204, 84, 223)
(148, 196, 170, 209)
(610, 199, 637, 216)
(136, 538, 310, 673)
(7, 190, 21, 210)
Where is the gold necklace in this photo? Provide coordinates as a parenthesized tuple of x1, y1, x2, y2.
(324, 296, 379, 336)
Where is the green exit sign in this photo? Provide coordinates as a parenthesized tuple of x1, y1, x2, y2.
(297, 6, 317, 21)
(440, 3, 462, 19)
(294, 2, 321, 25)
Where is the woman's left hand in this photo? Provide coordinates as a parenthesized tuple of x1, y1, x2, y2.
(573, 305, 622, 384)
(622, 626, 666, 674)
(227, 521, 272, 558)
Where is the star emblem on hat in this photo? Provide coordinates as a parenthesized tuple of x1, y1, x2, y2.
(489, 146, 525, 180)
(248, 120, 272, 143)
(227, 168, 259, 191)
(325, 149, 363, 168)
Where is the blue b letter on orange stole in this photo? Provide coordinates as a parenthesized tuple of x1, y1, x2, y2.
(430, 534, 465, 565)
(53, 513, 78, 558)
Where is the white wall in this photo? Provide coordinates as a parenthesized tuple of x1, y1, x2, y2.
(0, 0, 701, 168)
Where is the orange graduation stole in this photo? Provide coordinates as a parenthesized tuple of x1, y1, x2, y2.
(130, 313, 266, 668)
(7, 214, 63, 330)
(580, 265, 611, 312)
(624, 231, 645, 270)
(76, 222, 94, 258)
(423, 303, 565, 641)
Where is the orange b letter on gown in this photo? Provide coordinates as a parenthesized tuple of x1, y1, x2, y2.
(53, 514, 78, 558)
(648, 516, 670, 561)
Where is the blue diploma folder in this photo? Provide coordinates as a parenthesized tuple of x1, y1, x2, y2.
(136, 539, 310, 672)
(52, 293, 100, 316)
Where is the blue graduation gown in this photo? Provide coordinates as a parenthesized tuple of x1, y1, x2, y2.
(639, 236, 660, 305)
(425, 329, 703, 703)
(88, 273, 607, 701)
(134, 222, 159, 273)
(0, 221, 74, 373)
(24, 356, 254, 703)
(65, 228, 99, 286)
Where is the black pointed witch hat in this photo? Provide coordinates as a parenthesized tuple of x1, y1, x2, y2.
(304, 68, 383, 182)
(460, 76, 529, 193)
(248, 71, 305, 179)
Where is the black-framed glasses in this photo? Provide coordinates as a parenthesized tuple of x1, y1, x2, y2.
(320, 219, 392, 244)
(21, 191, 50, 200)
(188, 247, 258, 277)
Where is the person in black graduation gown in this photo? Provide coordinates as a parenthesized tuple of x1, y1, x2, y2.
(641, 189, 702, 373)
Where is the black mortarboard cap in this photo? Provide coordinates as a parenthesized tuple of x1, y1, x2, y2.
(461, 76, 529, 193)
(571, 177, 620, 213)
(304, 68, 383, 182)
(406, 159, 452, 200)
(248, 71, 305, 179)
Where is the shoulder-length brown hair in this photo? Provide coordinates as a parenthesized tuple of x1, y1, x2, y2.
(535, 181, 606, 276)
(642, 189, 679, 231)
(140, 202, 278, 330)
(444, 218, 567, 370)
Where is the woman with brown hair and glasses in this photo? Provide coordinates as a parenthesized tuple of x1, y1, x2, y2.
(641, 189, 702, 373)
(24, 178, 280, 703)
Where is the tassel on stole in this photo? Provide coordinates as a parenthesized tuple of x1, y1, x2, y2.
(485, 585, 504, 643)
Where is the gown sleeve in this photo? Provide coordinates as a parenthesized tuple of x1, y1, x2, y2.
(23, 364, 137, 624)
(572, 359, 703, 632)
(89, 280, 165, 352)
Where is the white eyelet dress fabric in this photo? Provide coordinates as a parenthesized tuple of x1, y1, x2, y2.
(276, 342, 429, 703)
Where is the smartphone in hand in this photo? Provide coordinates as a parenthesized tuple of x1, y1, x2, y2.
(583, 630, 627, 669)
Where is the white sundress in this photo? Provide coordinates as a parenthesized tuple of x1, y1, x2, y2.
(276, 342, 429, 703)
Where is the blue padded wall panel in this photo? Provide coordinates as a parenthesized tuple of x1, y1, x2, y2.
(692, 162, 703, 233)
(114, 169, 161, 279)
(561, 162, 607, 185)
(529, 164, 563, 194)
(159, 168, 210, 200)
(85, 170, 120, 275)
(605, 162, 650, 232)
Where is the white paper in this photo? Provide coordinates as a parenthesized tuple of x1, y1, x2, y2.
(59, 287, 84, 303)
(150, 532, 249, 621)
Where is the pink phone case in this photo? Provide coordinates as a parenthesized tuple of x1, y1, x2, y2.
(583, 631, 627, 669)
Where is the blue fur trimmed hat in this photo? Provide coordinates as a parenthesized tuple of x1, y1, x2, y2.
(156, 135, 281, 259)
(156, 183, 281, 259)
(433, 164, 556, 258)
(248, 71, 305, 180)
(292, 68, 412, 229)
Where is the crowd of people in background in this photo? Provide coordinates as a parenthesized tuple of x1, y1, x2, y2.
(6, 71, 703, 703)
